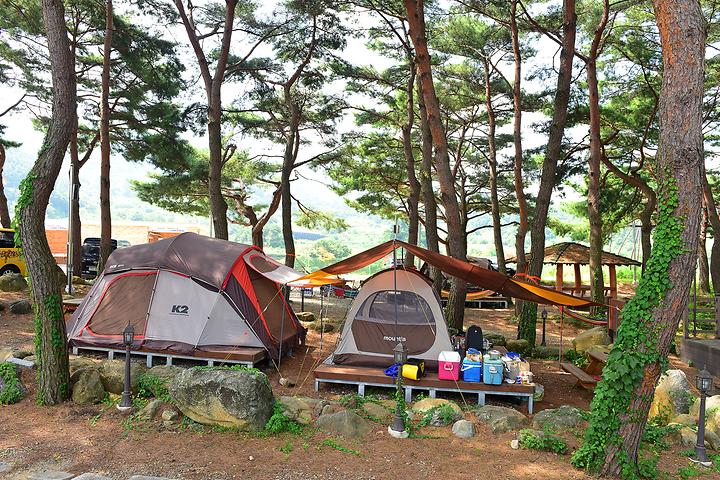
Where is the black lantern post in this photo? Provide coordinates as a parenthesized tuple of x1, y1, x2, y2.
(693, 367, 713, 466)
(541, 309, 548, 347)
(389, 341, 408, 438)
(117, 324, 135, 412)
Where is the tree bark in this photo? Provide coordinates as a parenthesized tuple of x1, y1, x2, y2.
(174, 0, 236, 240)
(417, 80, 443, 291)
(402, 63, 420, 268)
(16, 0, 76, 404)
(483, 57, 506, 275)
(597, 0, 705, 474)
(405, 0, 466, 331)
(0, 143, 10, 228)
(518, 0, 576, 345)
(69, 130, 81, 275)
(699, 202, 711, 292)
(510, 0, 527, 314)
(99, 0, 113, 271)
(585, 0, 609, 305)
(702, 168, 720, 295)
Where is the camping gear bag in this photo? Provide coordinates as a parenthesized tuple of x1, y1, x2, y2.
(483, 354, 504, 385)
(466, 325, 484, 353)
(402, 359, 425, 381)
(502, 352, 530, 381)
(438, 351, 461, 381)
(461, 358, 482, 382)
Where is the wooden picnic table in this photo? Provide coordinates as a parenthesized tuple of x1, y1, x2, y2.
(560, 349, 608, 391)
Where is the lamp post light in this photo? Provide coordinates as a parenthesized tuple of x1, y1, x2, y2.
(693, 366, 713, 467)
(541, 309, 548, 347)
(389, 341, 408, 439)
(117, 324, 135, 412)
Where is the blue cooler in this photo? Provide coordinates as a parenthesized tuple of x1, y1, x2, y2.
(461, 359, 482, 382)
(483, 353, 504, 385)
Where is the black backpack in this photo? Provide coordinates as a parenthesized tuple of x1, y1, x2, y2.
(466, 325, 484, 353)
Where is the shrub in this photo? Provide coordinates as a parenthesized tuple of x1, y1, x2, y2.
(0, 362, 23, 404)
(519, 428, 568, 454)
(265, 401, 303, 435)
(137, 372, 171, 402)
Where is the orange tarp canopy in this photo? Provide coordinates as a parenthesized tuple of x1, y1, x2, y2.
(293, 240, 599, 308)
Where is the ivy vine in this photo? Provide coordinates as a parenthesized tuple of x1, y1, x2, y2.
(572, 177, 684, 478)
(0, 362, 23, 404)
(11, 173, 35, 251)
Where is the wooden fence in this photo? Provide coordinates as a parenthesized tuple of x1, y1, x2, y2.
(683, 295, 720, 339)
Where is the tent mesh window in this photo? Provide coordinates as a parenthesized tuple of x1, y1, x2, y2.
(357, 290, 435, 326)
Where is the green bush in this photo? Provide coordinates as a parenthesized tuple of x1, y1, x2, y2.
(418, 404, 460, 427)
(0, 362, 23, 404)
(265, 401, 303, 435)
(519, 428, 568, 454)
(137, 372, 171, 402)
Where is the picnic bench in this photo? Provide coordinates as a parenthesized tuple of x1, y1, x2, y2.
(62, 298, 84, 316)
(560, 349, 608, 391)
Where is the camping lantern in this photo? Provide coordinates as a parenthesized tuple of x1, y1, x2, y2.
(693, 366, 713, 466)
(393, 342, 408, 365)
(117, 324, 135, 412)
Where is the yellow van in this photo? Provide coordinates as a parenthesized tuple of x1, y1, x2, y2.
(0, 228, 27, 276)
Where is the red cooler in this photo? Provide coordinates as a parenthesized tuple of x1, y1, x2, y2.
(438, 351, 461, 381)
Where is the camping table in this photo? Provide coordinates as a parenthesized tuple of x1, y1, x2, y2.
(62, 298, 84, 316)
(560, 349, 608, 391)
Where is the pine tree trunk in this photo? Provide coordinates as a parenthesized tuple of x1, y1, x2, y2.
(518, 0, 576, 345)
(99, 0, 113, 270)
(510, 0, 527, 314)
(699, 204, 711, 292)
(207, 102, 229, 240)
(405, 0, 466, 330)
(402, 65, 420, 268)
(586, 0, 609, 305)
(17, 0, 76, 405)
(703, 170, 720, 295)
(417, 82, 443, 291)
(69, 133, 82, 272)
(593, 0, 705, 474)
(0, 143, 10, 228)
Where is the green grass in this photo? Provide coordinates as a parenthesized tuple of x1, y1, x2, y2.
(318, 438, 361, 456)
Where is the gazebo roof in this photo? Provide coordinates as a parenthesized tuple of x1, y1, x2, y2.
(506, 242, 640, 266)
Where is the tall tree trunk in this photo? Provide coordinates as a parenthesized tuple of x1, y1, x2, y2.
(585, 0, 609, 305)
(417, 81, 443, 291)
(0, 143, 10, 228)
(703, 169, 720, 295)
(402, 64, 420, 268)
(510, 0, 527, 314)
(483, 57, 506, 275)
(69, 129, 81, 279)
(518, 0, 576, 345)
(208, 97, 229, 240)
(405, 0, 466, 331)
(699, 203, 711, 292)
(281, 100, 299, 267)
(16, 0, 76, 404)
(99, 0, 113, 271)
(576, 0, 705, 475)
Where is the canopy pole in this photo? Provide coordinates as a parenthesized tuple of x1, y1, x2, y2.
(278, 283, 286, 370)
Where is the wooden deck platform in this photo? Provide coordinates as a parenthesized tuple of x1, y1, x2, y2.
(314, 362, 536, 413)
(70, 343, 266, 368)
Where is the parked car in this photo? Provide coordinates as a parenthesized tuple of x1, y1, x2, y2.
(80, 237, 118, 277)
(117, 239, 131, 248)
(0, 228, 27, 276)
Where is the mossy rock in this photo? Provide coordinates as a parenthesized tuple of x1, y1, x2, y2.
(485, 332, 506, 347)
(506, 339, 530, 354)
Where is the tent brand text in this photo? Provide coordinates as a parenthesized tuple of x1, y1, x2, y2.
(171, 305, 189, 315)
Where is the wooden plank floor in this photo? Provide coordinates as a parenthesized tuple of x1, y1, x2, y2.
(70, 342, 266, 365)
(314, 363, 534, 394)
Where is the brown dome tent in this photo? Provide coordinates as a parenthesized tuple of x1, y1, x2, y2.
(67, 233, 305, 362)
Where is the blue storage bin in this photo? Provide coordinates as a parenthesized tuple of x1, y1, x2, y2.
(461, 359, 482, 382)
(483, 359, 504, 385)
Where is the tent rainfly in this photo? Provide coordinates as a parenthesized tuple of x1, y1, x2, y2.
(67, 233, 306, 359)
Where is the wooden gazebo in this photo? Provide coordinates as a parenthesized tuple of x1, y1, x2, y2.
(506, 242, 640, 299)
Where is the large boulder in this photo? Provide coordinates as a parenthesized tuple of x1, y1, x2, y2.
(295, 312, 316, 323)
(691, 395, 720, 418)
(362, 401, 392, 422)
(169, 368, 274, 431)
(99, 360, 147, 394)
(141, 365, 184, 397)
(0, 273, 27, 292)
(412, 398, 462, 415)
(9, 300, 32, 315)
(572, 327, 611, 353)
(532, 405, 585, 430)
(137, 399, 162, 421)
(279, 396, 318, 425)
(315, 410, 372, 438)
(475, 405, 529, 434)
(71, 369, 105, 405)
(648, 370, 692, 422)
